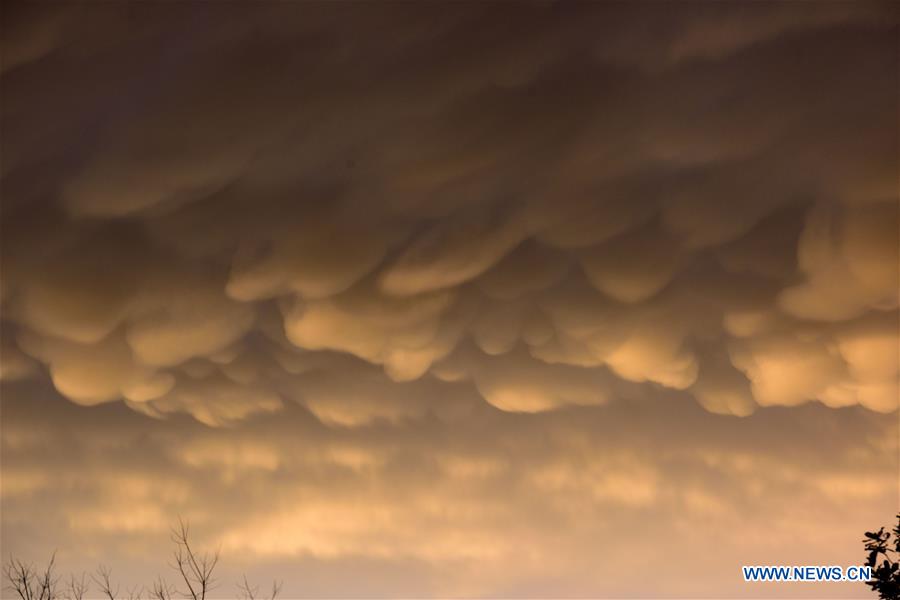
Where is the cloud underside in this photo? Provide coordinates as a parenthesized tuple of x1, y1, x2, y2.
(1, 1, 897, 427)
(1, 382, 896, 596)
(2, 5, 899, 597)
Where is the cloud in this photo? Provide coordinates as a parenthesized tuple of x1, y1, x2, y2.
(281, 284, 461, 382)
(579, 223, 685, 303)
(469, 348, 612, 413)
(1, 6, 897, 598)
(0, 0, 896, 429)
(11, 230, 145, 344)
(16, 331, 151, 405)
(729, 313, 899, 413)
(779, 203, 899, 321)
(1, 382, 896, 596)
(125, 275, 256, 368)
(226, 213, 390, 301)
(0, 335, 37, 381)
(131, 373, 283, 427)
(378, 204, 533, 296)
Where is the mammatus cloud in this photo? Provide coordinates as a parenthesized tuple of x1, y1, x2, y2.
(3, 1, 896, 424)
(1, 3, 898, 597)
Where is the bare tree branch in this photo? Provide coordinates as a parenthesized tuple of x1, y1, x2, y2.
(92, 565, 120, 600)
(3, 556, 36, 600)
(236, 575, 256, 600)
(124, 583, 144, 600)
(148, 576, 175, 600)
(38, 554, 59, 600)
(237, 575, 281, 600)
(3, 553, 59, 600)
(171, 518, 219, 600)
(63, 573, 89, 600)
(5, 522, 283, 600)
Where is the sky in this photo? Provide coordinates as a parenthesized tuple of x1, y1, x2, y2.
(0, 2, 898, 598)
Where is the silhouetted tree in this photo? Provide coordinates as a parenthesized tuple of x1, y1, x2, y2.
(4, 520, 280, 600)
(170, 519, 219, 600)
(149, 575, 176, 600)
(64, 573, 88, 600)
(2, 552, 58, 600)
(92, 564, 121, 600)
(864, 513, 900, 600)
(237, 575, 282, 600)
(92, 565, 144, 600)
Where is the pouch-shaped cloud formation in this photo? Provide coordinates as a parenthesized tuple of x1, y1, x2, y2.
(1, 2, 897, 425)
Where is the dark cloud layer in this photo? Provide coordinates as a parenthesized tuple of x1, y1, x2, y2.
(0, 2, 897, 597)
(2, 1, 897, 421)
